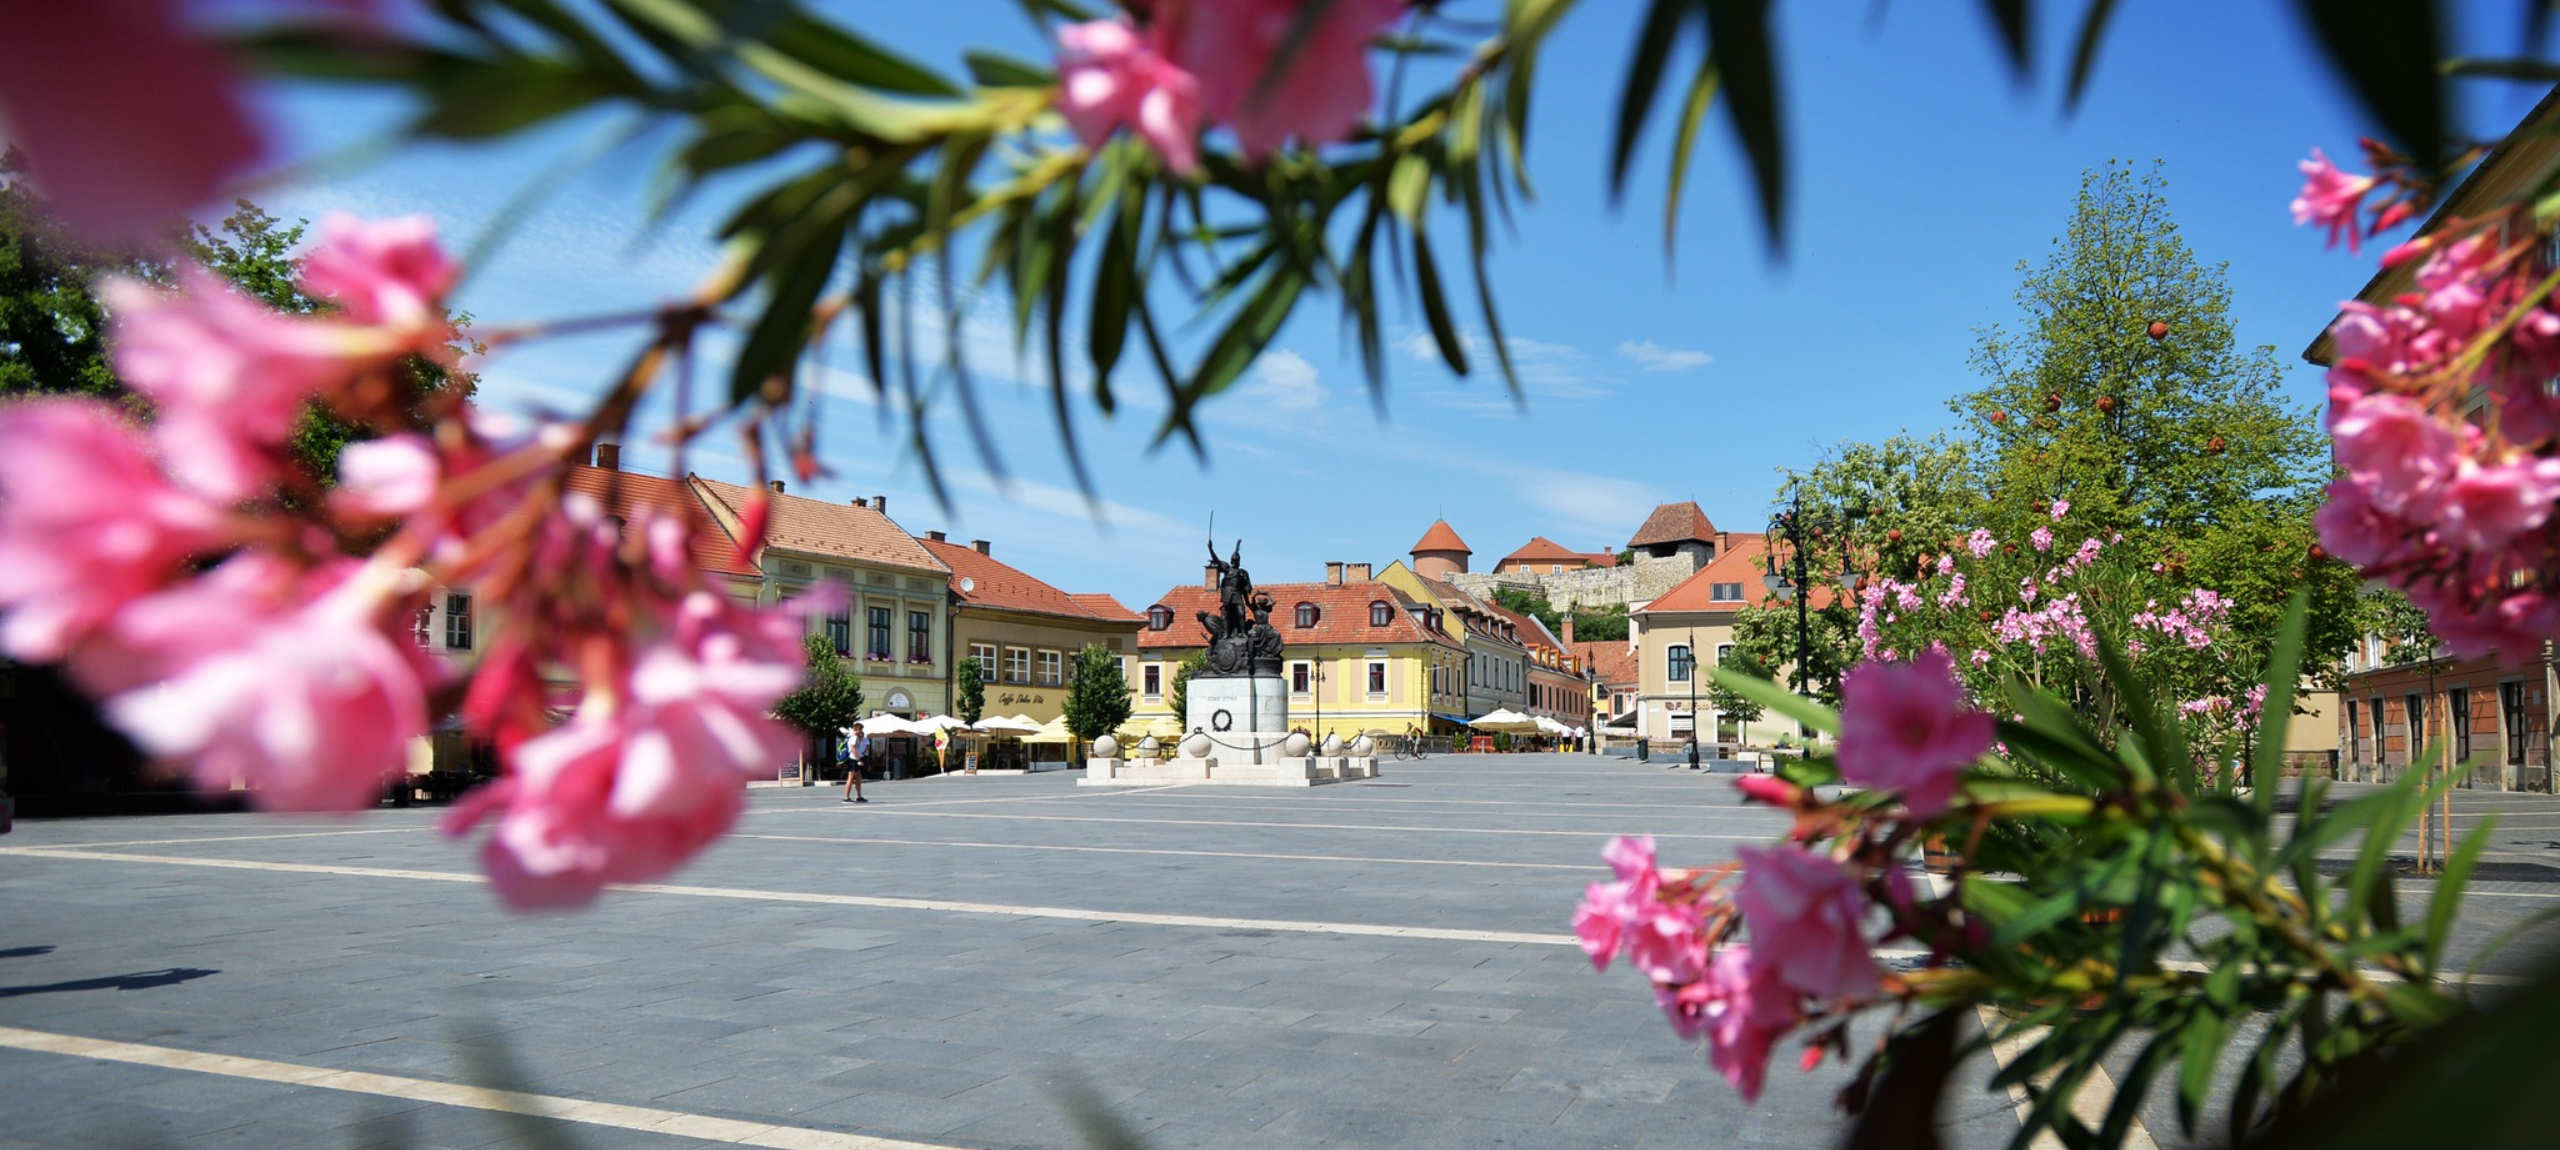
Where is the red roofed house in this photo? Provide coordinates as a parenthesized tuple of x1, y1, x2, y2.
(915, 533, 1143, 761)
(1492, 535, 1620, 576)
(1133, 562, 1468, 743)
(1488, 603, 1596, 740)
(1410, 519, 1472, 579)
(1631, 533, 1838, 750)
(1569, 635, 1642, 736)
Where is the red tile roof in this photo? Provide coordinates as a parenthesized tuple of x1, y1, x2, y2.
(562, 464, 757, 577)
(1569, 640, 1640, 687)
(920, 538, 1133, 623)
(1499, 536, 1605, 566)
(691, 477, 947, 575)
(1639, 534, 1838, 613)
(1068, 593, 1143, 622)
(1138, 581, 1464, 650)
(1412, 519, 1471, 554)
(1628, 501, 1718, 547)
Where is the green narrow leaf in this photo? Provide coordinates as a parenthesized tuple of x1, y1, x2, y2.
(2065, 0, 2122, 109)
(1702, 0, 1785, 253)
(965, 49, 1054, 88)
(728, 215, 849, 406)
(1087, 191, 1140, 408)
(1609, 0, 1695, 200)
(1412, 227, 1471, 377)
(2441, 55, 2560, 82)
(2425, 814, 2497, 970)
(1153, 268, 1303, 449)
(1663, 57, 1719, 255)
(1978, 0, 2031, 75)
(2289, 0, 2446, 165)
(2346, 771, 2424, 931)
(1042, 176, 1095, 501)
(755, 5, 964, 97)
(2252, 591, 2312, 807)
(1387, 153, 1432, 222)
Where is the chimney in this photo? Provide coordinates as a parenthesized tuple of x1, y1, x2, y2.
(1347, 562, 1372, 582)
(767, 479, 785, 494)
(1325, 561, 1344, 586)
(925, 530, 947, 543)
(593, 442, 620, 470)
(1561, 615, 1575, 645)
(971, 539, 990, 556)
(1205, 564, 1220, 590)
(851, 497, 868, 508)
(1714, 530, 1730, 557)
(872, 495, 888, 516)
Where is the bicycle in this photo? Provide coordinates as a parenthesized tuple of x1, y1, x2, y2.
(1394, 730, 1429, 761)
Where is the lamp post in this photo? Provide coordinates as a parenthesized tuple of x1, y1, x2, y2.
(1685, 626, 1701, 769)
(1763, 493, 1863, 743)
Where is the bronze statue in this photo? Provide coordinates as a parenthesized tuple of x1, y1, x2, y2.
(1199, 535, 1281, 677)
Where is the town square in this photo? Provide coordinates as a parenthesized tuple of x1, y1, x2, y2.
(11, 2, 2560, 1148)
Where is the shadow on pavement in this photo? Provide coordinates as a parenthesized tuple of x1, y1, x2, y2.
(0, 966, 217, 998)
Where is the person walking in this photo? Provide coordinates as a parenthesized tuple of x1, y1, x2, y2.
(841, 731, 870, 803)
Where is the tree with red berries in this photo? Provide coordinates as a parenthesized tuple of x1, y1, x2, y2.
(1954, 162, 2362, 684)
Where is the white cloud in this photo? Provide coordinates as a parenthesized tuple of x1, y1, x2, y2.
(1240, 349, 1326, 411)
(1616, 339, 1714, 372)
(1397, 329, 1619, 410)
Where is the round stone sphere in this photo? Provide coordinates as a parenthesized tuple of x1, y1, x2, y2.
(1281, 731, 1311, 757)
(1349, 734, 1375, 757)
(1138, 734, 1161, 758)
(1320, 732, 1343, 756)
(1092, 734, 1118, 759)
(1181, 732, 1212, 759)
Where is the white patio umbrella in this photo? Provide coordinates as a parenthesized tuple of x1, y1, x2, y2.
(1468, 709, 1541, 735)
(972, 714, 1044, 734)
(914, 714, 973, 733)
(1533, 715, 1574, 736)
(857, 714, 925, 736)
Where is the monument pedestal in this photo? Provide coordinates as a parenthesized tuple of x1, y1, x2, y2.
(1184, 675, 1287, 764)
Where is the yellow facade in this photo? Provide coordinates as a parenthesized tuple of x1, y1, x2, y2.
(951, 606, 1140, 726)
(1129, 642, 1457, 743)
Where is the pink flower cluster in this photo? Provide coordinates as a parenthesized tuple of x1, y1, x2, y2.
(0, 216, 809, 910)
(1578, 655, 1989, 1100)
(2128, 589, 2228, 652)
(1055, 0, 1407, 173)
(2299, 149, 2560, 663)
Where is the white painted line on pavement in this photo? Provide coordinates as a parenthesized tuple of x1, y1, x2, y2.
(729, 833, 1603, 871)
(0, 847, 1578, 946)
(29, 828, 419, 849)
(835, 809, 1771, 841)
(0, 1024, 957, 1150)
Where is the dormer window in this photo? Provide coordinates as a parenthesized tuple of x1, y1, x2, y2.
(1370, 600, 1393, 627)
(1295, 602, 1320, 628)
(1147, 604, 1174, 631)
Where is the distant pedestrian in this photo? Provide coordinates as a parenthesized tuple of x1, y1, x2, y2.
(842, 732, 870, 803)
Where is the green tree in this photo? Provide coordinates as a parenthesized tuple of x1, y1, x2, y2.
(1728, 433, 1978, 706)
(1566, 606, 1630, 643)
(1168, 650, 1207, 727)
(954, 655, 985, 726)
(1953, 161, 2358, 683)
(772, 633, 863, 767)
(1492, 585, 1630, 644)
(1062, 643, 1133, 764)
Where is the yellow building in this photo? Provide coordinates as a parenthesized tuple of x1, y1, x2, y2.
(1376, 558, 1528, 726)
(917, 532, 1143, 729)
(690, 477, 953, 721)
(1131, 566, 1468, 743)
(1631, 532, 1833, 748)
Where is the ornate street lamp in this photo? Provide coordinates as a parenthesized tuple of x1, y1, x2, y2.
(1764, 493, 1864, 723)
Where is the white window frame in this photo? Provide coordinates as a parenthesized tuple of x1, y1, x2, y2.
(1005, 646, 1032, 684)
(1366, 660, 1388, 698)
(1036, 649, 1065, 687)
(1141, 663, 1161, 700)
(1290, 661, 1311, 696)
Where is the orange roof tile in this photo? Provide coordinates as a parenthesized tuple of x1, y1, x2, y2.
(691, 477, 947, 575)
(920, 538, 1131, 623)
(1138, 581, 1464, 651)
(1412, 519, 1471, 554)
(1628, 501, 1718, 547)
(1499, 536, 1601, 565)
(1067, 593, 1143, 622)
(562, 464, 756, 577)
(1569, 640, 1640, 687)
(1639, 534, 1839, 613)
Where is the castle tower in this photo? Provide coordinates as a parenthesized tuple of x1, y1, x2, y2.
(1411, 519, 1472, 580)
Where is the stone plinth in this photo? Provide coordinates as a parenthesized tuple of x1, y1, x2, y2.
(1185, 675, 1287, 764)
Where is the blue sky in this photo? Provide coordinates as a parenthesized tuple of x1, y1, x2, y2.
(233, 1, 2548, 610)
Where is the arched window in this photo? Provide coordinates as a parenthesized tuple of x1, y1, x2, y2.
(1668, 644, 1694, 682)
(1370, 600, 1393, 627)
(1294, 601, 1320, 628)
(1147, 604, 1174, 631)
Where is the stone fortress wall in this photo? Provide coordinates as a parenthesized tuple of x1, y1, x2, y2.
(1447, 550, 1703, 613)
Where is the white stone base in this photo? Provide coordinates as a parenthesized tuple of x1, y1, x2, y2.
(1185, 675, 1289, 763)
(1078, 754, 1380, 787)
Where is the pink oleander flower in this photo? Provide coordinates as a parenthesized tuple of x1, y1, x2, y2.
(446, 591, 803, 909)
(2049, 499, 2070, 521)
(0, 0, 265, 245)
(1734, 774, 1801, 807)
(1658, 946, 1799, 1102)
(1056, 19, 1202, 174)
(331, 433, 442, 518)
(1603, 833, 1659, 889)
(1169, 0, 1405, 158)
(0, 398, 225, 661)
(301, 213, 460, 330)
(1935, 553, 1955, 576)
(79, 557, 436, 812)
(2030, 526, 2053, 552)
(1625, 899, 1709, 985)
(1835, 649, 1992, 820)
(1734, 845, 1880, 1003)
(1574, 881, 1634, 970)
(1967, 529, 1996, 558)
(2439, 459, 2560, 552)
(2293, 148, 2378, 252)
(2329, 388, 2461, 515)
(102, 270, 359, 499)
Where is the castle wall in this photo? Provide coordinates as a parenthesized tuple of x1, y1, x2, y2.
(1447, 554, 1702, 613)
